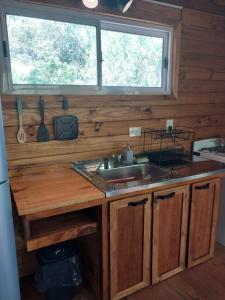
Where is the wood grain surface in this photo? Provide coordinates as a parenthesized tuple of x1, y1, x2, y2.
(20, 243, 225, 300)
(3, 1, 225, 178)
(10, 168, 105, 216)
(4, 0, 225, 280)
(152, 186, 190, 284)
(27, 212, 98, 251)
(110, 194, 151, 300)
(188, 178, 221, 268)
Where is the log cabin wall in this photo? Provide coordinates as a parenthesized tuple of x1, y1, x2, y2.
(2, 0, 225, 276)
(2, 0, 225, 178)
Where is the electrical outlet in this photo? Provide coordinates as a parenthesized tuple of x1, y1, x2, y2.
(166, 120, 174, 131)
(129, 127, 142, 137)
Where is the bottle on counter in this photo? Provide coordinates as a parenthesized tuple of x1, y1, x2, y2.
(123, 144, 134, 166)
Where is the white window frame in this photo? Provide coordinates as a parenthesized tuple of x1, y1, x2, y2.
(0, 0, 173, 95)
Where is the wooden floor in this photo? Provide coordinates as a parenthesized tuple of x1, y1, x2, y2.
(21, 243, 225, 300)
(20, 279, 95, 300)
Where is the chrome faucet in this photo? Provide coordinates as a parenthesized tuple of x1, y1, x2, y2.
(96, 158, 109, 171)
(112, 154, 121, 168)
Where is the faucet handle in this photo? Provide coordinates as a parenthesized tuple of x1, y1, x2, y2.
(111, 154, 121, 168)
(103, 157, 109, 169)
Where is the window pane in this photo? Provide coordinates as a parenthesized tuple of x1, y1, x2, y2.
(101, 30, 163, 88)
(6, 15, 97, 85)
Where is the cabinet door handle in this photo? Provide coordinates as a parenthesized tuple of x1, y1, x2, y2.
(128, 199, 148, 207)
(195, 183, 210, 190)
(156, 192, 175, 201)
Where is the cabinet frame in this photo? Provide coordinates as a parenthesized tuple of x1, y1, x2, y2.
(110, 194, 151, 300)
(188, 178, 221, 268)
(152, 185, 190, 284)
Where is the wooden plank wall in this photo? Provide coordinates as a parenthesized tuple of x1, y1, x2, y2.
(157, 0, 225, 15)
(2, 0, 225, 276)
(3, 1, 225, 178)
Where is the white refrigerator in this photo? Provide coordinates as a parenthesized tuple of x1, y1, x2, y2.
(217, 177, 225, 246)
(0, 99, 21, 300)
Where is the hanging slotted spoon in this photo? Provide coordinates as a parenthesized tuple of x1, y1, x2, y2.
(16, 96, 26, 144)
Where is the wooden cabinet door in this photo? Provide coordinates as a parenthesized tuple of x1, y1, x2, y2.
(152, 186, 190, 284)
(188, 178, 221, 268)
(110, 194, 151, 300)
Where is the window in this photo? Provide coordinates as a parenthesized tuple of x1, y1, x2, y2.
(0, 4, 173, 94)
(6, 15, 97, 86)
(101, 30, 163, 88)
(100, 22, 170, 92)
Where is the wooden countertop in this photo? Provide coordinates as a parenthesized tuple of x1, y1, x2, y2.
(10, 168, 105, 218)
(11, 160, 225, 218)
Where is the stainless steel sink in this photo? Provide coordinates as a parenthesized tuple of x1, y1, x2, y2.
(73, 159, 172, 197)
(96, 163, 169, 184)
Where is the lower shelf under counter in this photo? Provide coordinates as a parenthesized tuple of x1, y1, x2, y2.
(24, 211, 98, 251)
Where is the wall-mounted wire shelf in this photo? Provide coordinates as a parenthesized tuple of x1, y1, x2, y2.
(143, 127, 195, 165)
(148, 128, 192, 141)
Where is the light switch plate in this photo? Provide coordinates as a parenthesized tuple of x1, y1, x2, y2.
(129, 127, 142, 137)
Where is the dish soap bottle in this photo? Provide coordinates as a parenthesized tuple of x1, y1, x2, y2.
(123, 144, 134, 165)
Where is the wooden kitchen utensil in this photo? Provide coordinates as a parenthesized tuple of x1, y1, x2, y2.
(37, 97, 50, 142)
(16, 96, 26, 144)
(53, 97, 78, 141)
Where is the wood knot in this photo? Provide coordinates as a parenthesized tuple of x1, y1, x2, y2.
(179, 70, 185, 80)
(144, 107, 152, 113)
(27, 125, 35, 137)
(89, 109, 97, 115)
(95, 122, 103, 132)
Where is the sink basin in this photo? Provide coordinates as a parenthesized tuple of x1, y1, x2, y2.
(96, 163, 169, 184)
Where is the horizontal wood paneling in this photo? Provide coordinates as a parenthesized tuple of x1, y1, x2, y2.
(5, 114, 225, 144)
(2, 2, 225, 176)
(182, 25, 225, 44)
(180, 54, 225, 69)
(18, 0, 225, 16)
(3, 0, 225, 277)
(180, 67, 225, 81)
(154, 0, 225, 16)
(182, 8, 225, 31)
(181, 39, 225, 58)
(1, 4, 225, 172)
(18, 0, 182, 25)
(4, 104, 225, 127)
